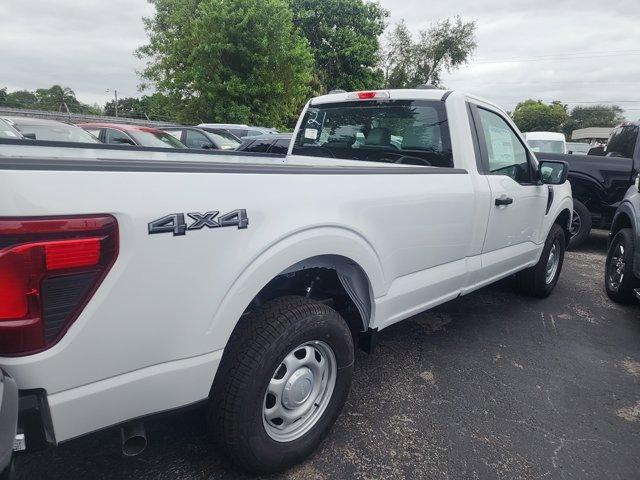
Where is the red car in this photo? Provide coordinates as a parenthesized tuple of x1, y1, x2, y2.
(77, 123, 186, 149)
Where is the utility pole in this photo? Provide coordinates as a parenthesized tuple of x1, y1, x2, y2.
(106, 89, 119, 117)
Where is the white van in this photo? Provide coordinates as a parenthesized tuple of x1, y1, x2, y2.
(524, 131, 567, 154)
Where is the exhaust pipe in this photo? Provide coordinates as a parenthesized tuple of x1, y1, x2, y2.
(121, 422, 147, 457)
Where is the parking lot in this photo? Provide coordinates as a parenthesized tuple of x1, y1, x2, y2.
(13, 230, 640, 480)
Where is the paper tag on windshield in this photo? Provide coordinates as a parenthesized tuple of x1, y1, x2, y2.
(304, 128, 318, 140)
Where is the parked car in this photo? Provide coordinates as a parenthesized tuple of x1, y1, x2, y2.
(0, 88, 572, 475)
(77, 123, 186, 148)
(236, 133, 292, 154)
(197, 123, 278, 139)
(160, 126, 240, 150)
(536, 121, 640, 247)
(2, 116, 100, 143)
(524, 131, 567, 154)
(605, 175, 640, 303)
(566, 142, 591, 155)
(0, 369, 18, 480)
(0, 119, 24, 140)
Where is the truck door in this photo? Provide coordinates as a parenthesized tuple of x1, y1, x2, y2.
(469, 104, 548, 277)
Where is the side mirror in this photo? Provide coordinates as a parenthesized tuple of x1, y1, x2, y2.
(23, 132, 37, 140)
(539, 160, 568, 185)
(201, 143, 214, 149)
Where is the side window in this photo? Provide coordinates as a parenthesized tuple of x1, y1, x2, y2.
(165, 129, 183, 140)
(477, 108, 531, 183)
(185, 130, 212, 149)
(84, 128, 101, 139)
(269, 138, 290, 154)
(244, 139, 272, 152)
(606, 125, 638, 158)
(105, 128, 135, 145)
(228, 129, 247, 138)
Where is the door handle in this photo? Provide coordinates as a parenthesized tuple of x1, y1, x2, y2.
(495, 196, 514, 206)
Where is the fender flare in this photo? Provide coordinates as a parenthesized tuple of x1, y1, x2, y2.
(205, 226, 386, 351)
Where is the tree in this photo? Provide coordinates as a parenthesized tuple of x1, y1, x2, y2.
(287, 0, 388, 93)
(511, 99, 569, 133)
(560, 105, 625, 137)
(34, 85, 78, 113)
(571, 105, 624, 128)
(382, 16, 476, 88)
(2, 89, 38, 108)
(104, 97, 145, 118)
(0, 85, 100, 114)
(137, 0, 314, 128)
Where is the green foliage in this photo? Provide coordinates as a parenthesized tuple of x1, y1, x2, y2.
(137, 0, 314, 128)
(104, 93, 178, 122)
(287, 0, 388, 93)
(0, 85, 101, 114)
(382, 16, 476, 88)
(511, 99, 569, 133)
(560, 104, 625, 136)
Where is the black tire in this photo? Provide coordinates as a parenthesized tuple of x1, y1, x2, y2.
(0, 459, 14, 480)
(568, 199, 592, 249)
(605, 228, 640, 304)
(515, 223, 566, 297)
(209, 296, 354, 474)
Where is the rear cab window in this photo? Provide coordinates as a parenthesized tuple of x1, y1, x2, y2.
(292, 100, 453, 168)
(606, 124, 639, 158)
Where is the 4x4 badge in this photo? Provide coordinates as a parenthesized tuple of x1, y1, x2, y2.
(148, 210, 249, 236)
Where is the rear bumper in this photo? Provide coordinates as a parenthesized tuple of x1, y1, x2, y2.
(0, 370, 18, 473)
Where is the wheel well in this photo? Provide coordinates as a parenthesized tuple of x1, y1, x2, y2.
(555, 208, 572, 245)
(246, 255, 373, 342)
(611, 212, 632, 236)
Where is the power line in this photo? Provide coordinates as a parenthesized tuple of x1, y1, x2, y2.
(474, 49, 640, 64)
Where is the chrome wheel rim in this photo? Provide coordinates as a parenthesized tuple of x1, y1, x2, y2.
(569, 210, 581, 236)
(545, 241, 561, 284)
(263, 341, 337, 443)
(608, 242, 625, 291)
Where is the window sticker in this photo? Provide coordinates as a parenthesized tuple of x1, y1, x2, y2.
(2, 130, 17, 137)
(304, 128, 318, 140)
(488, 125, 515, 165)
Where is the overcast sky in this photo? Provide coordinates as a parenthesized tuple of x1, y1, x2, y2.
(1, 0, 639, 119)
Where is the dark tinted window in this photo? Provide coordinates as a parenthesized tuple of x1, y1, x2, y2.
(185, 129, 212, 149)
(606, 125, 638, 158)
(292, 100, 452, 167)
(105, 128, 135, 145)
(269, 138, 290, 154)
(243, 139, 272, 152)
(227, 128, 247, 138)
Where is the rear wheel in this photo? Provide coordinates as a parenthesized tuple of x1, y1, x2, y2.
(568, 199, 592, 248)
(605, 228, 640, 303)
(515, 223, 566, 297)
(209, 296, 354, 474)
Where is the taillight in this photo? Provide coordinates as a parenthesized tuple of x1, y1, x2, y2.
(349, 91, 391, 100)
(0, 215, 118, 356)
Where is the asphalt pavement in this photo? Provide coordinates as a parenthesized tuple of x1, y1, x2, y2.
(13, 230, 640, 480)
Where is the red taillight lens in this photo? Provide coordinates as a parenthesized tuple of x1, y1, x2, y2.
(0, 216, 118, 356)
(357, 91, 377, 99)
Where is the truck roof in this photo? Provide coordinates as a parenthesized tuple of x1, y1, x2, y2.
(309, 89, 509, 117)
(524, 132, 566, 141)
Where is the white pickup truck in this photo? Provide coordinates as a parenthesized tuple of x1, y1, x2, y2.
(0, 88, 572, 475)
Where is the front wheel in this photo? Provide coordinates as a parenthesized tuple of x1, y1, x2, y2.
(209, 296, 354, 474)
(515, 223, 566, 297)
(568, 199, 592, 249)
(605, 228, 640, 304)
